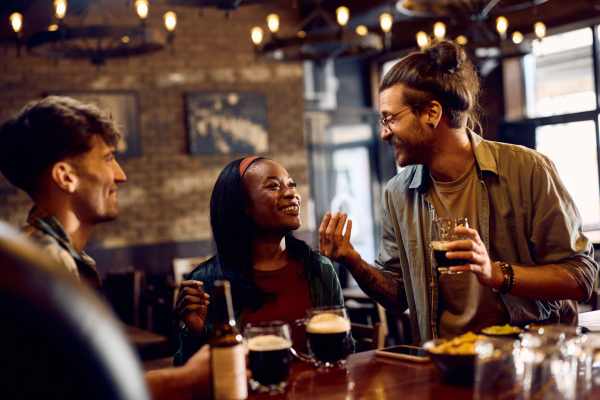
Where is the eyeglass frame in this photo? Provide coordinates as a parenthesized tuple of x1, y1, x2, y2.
(378, 106, 412, 130)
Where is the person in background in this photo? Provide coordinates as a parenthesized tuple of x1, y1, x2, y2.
(0, 96, 211, 400)
(319, 40, 598, 343)
(174, 156, 345, 365)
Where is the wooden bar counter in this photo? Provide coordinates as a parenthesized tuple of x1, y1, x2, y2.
(252, 350, 473, 400)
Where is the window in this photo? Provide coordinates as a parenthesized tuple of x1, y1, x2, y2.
(535, 120, 600, 227)
(517, 26, 600, 230)
(526, 28, 595, 118)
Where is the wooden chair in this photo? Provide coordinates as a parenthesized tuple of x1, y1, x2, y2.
(103, 269, 145, 327)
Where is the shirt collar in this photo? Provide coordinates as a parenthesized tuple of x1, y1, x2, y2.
(27, 206, 93, 263)
(27, 206, 71, 244)
(407, 130, 498, 192)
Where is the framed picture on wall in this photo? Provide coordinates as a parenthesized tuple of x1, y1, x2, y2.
(185, 91, 269, 155)
(52, 91, 142, 158)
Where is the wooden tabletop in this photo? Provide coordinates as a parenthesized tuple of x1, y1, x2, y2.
(251, 350, 473, 400)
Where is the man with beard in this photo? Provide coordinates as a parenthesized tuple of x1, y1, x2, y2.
(319, 40, 598, 343)
(0, 96, 210, 400)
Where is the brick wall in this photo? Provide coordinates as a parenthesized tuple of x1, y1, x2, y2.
(0, 4, 310, 275)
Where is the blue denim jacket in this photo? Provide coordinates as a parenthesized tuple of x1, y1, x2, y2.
(174, 249, 344, 365)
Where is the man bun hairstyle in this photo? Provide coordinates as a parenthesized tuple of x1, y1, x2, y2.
(380, 40, 481, 130)
(0, 96, 120, 197)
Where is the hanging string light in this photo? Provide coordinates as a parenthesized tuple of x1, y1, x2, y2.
(251, 26, 264, 46)
(164, 11, 177, 32)
(9, 12, 23, 35)
(336, 6, 350, 27)
(511, 31, 523, 44)
(433, 21, 446, 40)
(163, 11, 177, 46)
(534, 21, 546, 39)
(134, 0, 149, 20)
(416, 31, 430, 49)
(379, 12, 393, 33)
(53, 0, 67, 20)
(355, 25, 368, 36)
(496, 16, 508, 39)
(267, 13, 280, 33)
(455, 35, 468, 46)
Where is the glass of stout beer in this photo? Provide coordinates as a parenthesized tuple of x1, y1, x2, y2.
(245, 321, 293, 394)
(303, 306, 353, 368)
(432, 217, 470, 274)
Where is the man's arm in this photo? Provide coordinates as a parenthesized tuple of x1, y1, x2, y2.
(146, 345, 211, 400)
(447, 228, 590, 301)
(342, 251, 404, 310)
(447, 155, 598, 301)
(319, 212, 406, 311)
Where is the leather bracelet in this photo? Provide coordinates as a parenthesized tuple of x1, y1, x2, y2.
(495, 262, 514, 294)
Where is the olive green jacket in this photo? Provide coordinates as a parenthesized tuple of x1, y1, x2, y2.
(376, 131, 597, 343)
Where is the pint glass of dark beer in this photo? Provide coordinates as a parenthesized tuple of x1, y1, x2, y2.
(305, 306, 353, 368)
(245, 321, 293, 394)
(432, 217, 470, 274)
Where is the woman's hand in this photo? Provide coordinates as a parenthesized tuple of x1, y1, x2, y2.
(175, 280, 210, 336)
(319, 212, 361, 266)
(445, 226, 503, 289)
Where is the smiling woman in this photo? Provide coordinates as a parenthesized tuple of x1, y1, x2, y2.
(173, 156, 346, 366)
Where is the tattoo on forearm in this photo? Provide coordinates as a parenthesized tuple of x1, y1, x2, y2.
(346, 261, 402, 310)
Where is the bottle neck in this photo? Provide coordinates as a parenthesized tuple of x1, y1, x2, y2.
(213, 280, 236, 328)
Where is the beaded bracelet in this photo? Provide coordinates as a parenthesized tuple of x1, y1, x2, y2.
(497, 262, 515, 294)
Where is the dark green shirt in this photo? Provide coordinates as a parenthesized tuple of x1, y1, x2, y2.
(173, 250, 344, 366)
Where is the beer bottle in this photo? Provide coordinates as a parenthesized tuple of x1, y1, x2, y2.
(210, 280, 247, 400)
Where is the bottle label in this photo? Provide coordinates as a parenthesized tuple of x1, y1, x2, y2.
(211, 344, 247, 400)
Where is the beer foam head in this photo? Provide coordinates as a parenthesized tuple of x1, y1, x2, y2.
(431, 240, 450, 251)
(247, 335, 292, 351)
(306, 313, 350, 334)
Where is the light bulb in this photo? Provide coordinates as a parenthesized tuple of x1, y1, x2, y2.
(48, 23, 59, 32)
(379, 12, 393, 33)
(416, 31, 429, 49)
(251, 26, 264, 45)
(54, 0, 67, 20)
(534, 21, 546, 39)
(355, 25, 368, 36)
(336, 6, 350, 27)
(433, 21, 446, 40)
(455, 35, 468, 46)
(512, 31, 523, 44)
(266, 13, 279, 33)
(164, 11, 177, 32)
(9, 12, 23, 34)
(496, 16, 508, 36)
(135, 0, 149, 20)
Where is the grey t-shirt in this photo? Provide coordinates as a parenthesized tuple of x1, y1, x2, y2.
(429, 163, 509, 337)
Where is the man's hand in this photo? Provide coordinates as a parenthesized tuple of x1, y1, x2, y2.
(319, 212, 361, 266)
(175, 280, 210, 335)
(185, 345, 212, 400)
(445, 226, 503, 290)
